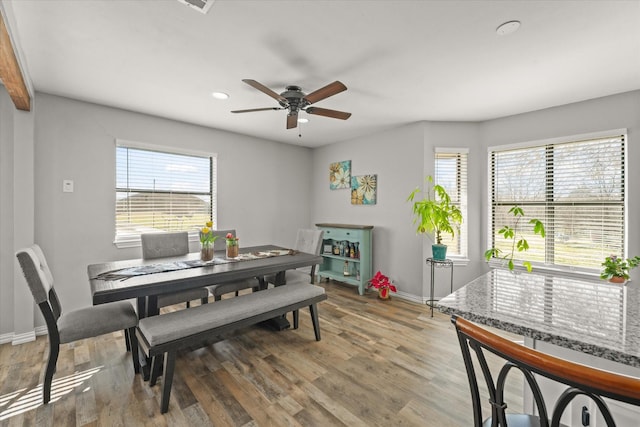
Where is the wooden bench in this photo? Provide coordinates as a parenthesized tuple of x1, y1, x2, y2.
(135, 283, 327, 413)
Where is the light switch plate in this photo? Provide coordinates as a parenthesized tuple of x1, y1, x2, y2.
(63, 180, 74, 193)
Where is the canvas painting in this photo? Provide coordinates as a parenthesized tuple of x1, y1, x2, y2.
(351, 174, 377, 205)
(329, 160, 351, 189)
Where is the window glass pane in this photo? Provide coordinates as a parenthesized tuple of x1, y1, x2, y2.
(115, 144, 215, 244)
(488, 134, 625, 272)
(435, 151, 468, 257)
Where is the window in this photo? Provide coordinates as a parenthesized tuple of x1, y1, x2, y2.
(115, 140, 216, 247)
(435, 148, 468, 258)
(488, 131, 626, 272)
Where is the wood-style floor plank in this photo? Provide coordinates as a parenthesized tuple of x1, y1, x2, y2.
(0, 281, 520, 426)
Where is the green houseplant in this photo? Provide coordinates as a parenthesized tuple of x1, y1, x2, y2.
(484, 205, 545, 272)
(600, 255, 640, 283)
(408, 176, 463, 260)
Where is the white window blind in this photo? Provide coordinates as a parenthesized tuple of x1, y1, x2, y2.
(488, 133, 626, 271)
(435, 149, 468, 258)
(115, 142, 217, 246)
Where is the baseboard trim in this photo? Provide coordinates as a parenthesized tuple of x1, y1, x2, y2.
(11, 330, 36, 345)
(0, 332, 13, 345)
(0, 327, 48, 346)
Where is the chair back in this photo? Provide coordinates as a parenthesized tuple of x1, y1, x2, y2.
(212, 229, 236, 251)
(453, 316, 640, 427)
(141, 232, 189, 260)
(16, 245, 62, 333)
(295, 229, 324, 255)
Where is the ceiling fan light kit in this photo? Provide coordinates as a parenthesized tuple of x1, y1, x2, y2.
(232, 79, 351, 129)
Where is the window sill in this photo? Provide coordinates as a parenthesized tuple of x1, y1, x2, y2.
(486, 260, 600, 281)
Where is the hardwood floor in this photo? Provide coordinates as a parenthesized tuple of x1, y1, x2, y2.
(0, 281, 521, 426)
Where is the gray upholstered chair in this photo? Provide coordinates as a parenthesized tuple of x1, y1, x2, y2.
(207, 229, 261, 301)
(266, 229, 324, 286)
(16, 245, 140, 404)
(140, 232, 209, 308)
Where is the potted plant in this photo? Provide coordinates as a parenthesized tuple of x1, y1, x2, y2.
(600, 255, 640, 284)
(199, 220, 219, 261)
(484, 205, 545, 272)
(225, 232, 239, 258)
(408, 176, 463, 260)
(367, 271, 397, 299)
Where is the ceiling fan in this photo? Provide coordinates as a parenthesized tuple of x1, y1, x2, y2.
(231, 79, 351, 129)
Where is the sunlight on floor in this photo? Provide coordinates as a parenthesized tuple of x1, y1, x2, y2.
(0, 366, 103, 421)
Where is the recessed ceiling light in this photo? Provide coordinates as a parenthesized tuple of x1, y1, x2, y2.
(298, 118, 309, 124)
(496, 20, 521, 36)
(211, 92, 229, 100)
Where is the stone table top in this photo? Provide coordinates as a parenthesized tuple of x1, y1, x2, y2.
(438, 269, 640, 367)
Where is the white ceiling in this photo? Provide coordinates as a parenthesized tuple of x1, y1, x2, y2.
(7, 0, 640, 148)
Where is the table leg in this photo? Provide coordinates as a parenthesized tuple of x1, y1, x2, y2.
(260, 271, 291, 330)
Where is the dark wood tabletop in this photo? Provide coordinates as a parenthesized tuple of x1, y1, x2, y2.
(88, 244, 323, 306)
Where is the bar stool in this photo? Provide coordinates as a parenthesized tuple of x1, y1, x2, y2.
(453, 316, 640, 426)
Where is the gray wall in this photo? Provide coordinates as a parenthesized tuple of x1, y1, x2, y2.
(2, 88, 639, 339)
(1, 92, 313, 338)
(311, 90, 640, 300)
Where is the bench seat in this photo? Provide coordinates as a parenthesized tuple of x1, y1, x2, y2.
(136, 283, 327, 413)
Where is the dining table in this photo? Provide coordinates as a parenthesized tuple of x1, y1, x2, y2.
(87, 244, 323, 377)
(88, 244, 322, 315)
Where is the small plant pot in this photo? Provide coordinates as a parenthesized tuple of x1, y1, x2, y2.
(432, 244, 448, 261)
(378, 288, 390, 300)
(608, 276, 627, 284)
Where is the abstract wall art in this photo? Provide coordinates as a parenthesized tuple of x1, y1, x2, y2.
(351, 174, 377, 205)
(329, 160, 351, 189)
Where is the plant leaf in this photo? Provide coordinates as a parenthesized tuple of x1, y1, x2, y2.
(523, 261, 533, 272)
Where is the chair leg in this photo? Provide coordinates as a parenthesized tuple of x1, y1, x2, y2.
(186, 301, 191, 308)
(160, 351, 177, 414)
(293, 309, 299, 329)
(43, 338, 60, 403)
(127, 326, 140, 374)
(149, 355, 162, 386)
(201, 297, 208, 305)
(309, 304, 321, 341)
(235, 291, 239, 297)
(214, 295, 222, 301)
(124, 329, 131, 352)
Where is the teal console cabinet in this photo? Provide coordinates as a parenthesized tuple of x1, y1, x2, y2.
(316, 223, 373, 295)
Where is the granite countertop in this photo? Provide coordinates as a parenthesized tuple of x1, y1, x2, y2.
(438, 269, 640, 367)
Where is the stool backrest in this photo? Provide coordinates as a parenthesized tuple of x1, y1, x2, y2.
(453, 316, 640, 427)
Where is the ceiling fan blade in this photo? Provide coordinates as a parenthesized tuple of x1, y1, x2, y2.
(303, 81, 347, 105)
(306, 107, 351, 120)
(287, 112, 298, 129)
(231, 107, 282, 113)
(242, 79, 287, 103)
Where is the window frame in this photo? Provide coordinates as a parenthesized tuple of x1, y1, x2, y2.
(435, 147, 469, 261)
(486, 129, 628, 276)
(114, 139, 217, 248)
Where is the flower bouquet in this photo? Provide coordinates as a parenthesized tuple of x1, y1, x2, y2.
(199, 221, 218, 261)
(367, 271, 397, 299)
(225, 232, 239, 258)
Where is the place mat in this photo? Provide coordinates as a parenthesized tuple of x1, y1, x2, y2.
(93, 249, 296, 281)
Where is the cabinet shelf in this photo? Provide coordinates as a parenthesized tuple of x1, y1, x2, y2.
(321, 253, 362, 263)
(316, 223, 373, 296)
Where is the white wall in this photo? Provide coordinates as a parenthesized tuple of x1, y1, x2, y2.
(480, 90, 640, 258)
(311, 90, 640, 302)
(0, 92, 314, 337)
(3, 88, 639, 338)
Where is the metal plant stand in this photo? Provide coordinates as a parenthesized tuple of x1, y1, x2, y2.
(426, 258, 454, 317)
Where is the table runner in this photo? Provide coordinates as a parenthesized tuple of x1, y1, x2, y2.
(93, 249, 296, 281)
